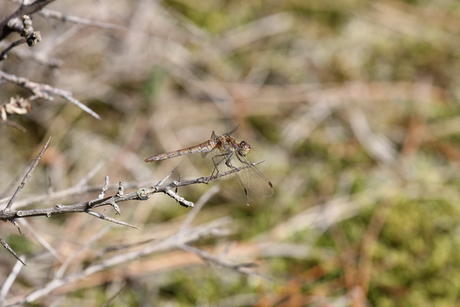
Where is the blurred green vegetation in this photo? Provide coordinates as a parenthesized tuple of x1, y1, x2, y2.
(149, 0, 460, 306)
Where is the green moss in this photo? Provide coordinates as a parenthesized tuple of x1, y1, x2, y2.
(157, 269, 254, 305)
(367, 199, 460, 305)
(287, 1, 351, 30)
(266, 197, 460, 305)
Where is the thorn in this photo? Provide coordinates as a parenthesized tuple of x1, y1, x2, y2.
(0, 238, 26, 265)
(9, 219, 23, 235)
(86, 210, 138, 229)
(109, 199, 121, 215)
(116, 181, 124, 197)
(4, 137, 51, 211)
(98, 176, 109, 199)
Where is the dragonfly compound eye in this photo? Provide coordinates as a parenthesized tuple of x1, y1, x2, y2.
(239, 141, 251, 155)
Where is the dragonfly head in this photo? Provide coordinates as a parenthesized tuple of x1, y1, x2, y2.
(238, 141, 251, 156)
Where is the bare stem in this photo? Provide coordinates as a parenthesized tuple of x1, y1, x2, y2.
(3, 137, 51, 211)
(0, 162, 261, 221)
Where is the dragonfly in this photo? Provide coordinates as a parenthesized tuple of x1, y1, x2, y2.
(144, 128, 273, 199)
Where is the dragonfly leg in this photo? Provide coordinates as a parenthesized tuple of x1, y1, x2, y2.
(227, 153, 251, 200)
(211, 152, 231, 177)
(235, 152, 251, 166)
(224, 152, 235, 169)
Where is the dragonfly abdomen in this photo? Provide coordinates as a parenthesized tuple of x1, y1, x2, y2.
(144, 141, 215, 162)
(144, 151, 181, 162)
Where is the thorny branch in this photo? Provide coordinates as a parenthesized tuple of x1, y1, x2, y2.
(0, 257, 25, 305)
(7, 0, 125, 31)
(1, 0, 124, 65)
(0, 179, 146, 210)
(0, 1, 112, 120)
(0, 130, 260, 267)
(0, 162, 261, 221)
(3, 137, 51, 211)
(0, 142, 262, 290)
(1, 137, 50, 265)
(0, 239, 24, 266)
(0, 3, 273, 304)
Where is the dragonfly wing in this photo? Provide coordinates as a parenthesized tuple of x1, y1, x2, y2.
(201, 145, 216, 158)
(237, 154, 274, 189)
(224, 126, 239, 136)
(220, 156, 273, 205)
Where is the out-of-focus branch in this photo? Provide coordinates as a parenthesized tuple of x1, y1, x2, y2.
(179, 244, 260, 277)
(6, 46, 62, 67)
(345, 107, 397, 165)
(0, 257, 25, 305)
(54, 227, 110, 280)
(0, 70, 100, 119)
(18, 220, 61, 261)
(39, 8, 126, 31)
(218, 13, 293, 53)
(5, 217, 232, 306)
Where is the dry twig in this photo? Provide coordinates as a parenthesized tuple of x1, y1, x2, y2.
(0, 0, 54, 42)
(0, 257, 25, 306)
(3, 137, 51, 211)
(0, 240, 25, 266)
(0, 38, 26, 61)
(0, 70, 100, 119)
(179, 244, 260, 277)
(0, 162, 261, 221)
(5, 218, 232, 306)
(0, 179, 146, 210)
(39, 8, 126, 31)
(0, 137, 50, 264)
(18, 219, 61, 261)
(0, 155, 259, 304)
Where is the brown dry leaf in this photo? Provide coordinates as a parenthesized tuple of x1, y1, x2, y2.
(0, 96, 31, 121)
